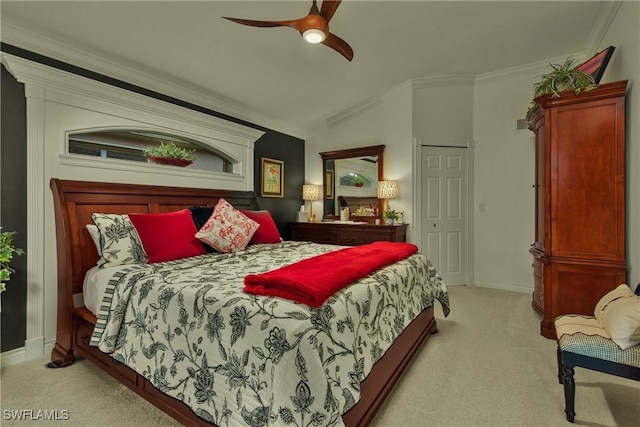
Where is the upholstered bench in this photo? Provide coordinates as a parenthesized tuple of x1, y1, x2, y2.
(555, 285, 640, 423)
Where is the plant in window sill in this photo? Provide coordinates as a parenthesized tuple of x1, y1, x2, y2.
(144, 141, 196, 167)
(1, 228, 24, 293)
(352, 176, 365, 187)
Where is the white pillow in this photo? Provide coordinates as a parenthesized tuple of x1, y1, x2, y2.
(599, 294, 640, 350)
(86, 224, 102, 255)
(594, 284, 633, 322)
(195, 198, 259, 253)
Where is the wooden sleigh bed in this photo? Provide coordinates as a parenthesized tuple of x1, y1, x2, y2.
(49, 178, 443, 427)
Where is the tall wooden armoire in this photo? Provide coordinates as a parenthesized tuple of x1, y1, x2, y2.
(528, 80, 627, 339)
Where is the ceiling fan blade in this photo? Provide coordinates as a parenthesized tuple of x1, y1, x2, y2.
(322, 32, 353, 61)
(222, 17, 302, 31)
(320, 0, 342, 22)
(223, 2, 353, 61)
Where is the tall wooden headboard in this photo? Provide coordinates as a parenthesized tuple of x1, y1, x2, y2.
(49, 178, 261, 366)
(50, 178, 261, 297)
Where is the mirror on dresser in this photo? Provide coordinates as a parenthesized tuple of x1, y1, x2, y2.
(320, 145, 385, 222)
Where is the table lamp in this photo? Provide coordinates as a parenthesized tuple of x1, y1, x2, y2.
(377, 180, 399, 219)
(302, 184, 322, 222)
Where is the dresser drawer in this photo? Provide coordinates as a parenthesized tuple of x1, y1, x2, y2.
(293, 229, 338, 244)
(290, 222, 407, 246)
(337, 231, 391, 246)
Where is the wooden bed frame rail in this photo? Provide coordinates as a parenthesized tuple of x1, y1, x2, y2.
(49, 178, 438, 427)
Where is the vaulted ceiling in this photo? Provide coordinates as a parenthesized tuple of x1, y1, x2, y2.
(1, 1, 609, 137)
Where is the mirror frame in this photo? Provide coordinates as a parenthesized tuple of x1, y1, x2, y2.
(320, 145, 385, 222)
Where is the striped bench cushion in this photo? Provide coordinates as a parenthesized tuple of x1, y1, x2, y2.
(555, 314, 640, 368)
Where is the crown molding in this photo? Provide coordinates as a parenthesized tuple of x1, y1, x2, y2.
(1, 22, 306, 139)
(410, 74, 475, 89)
(322, 80, 413, 130)
(319, 75, 474, 132)
(583, 1, 622, 55)
(474, 52, 583, 82)
(476, 1, 622, 84)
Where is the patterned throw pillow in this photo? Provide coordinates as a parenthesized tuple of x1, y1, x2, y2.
(91, 213, 147, 267)
(195, 199, 259, 253)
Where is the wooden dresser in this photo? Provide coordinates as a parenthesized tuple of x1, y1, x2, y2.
(291, 222, 408, 246)
(528, 80, 627, 339)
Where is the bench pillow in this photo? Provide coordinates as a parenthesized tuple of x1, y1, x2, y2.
(594, 284, 633, 322)
(599, 294, 640, 350)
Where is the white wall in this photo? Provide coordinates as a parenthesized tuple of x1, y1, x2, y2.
(412, 79, 474, 142)
(472, 67, 541, 292)
(597, 0, 640, 289)
(306, 2, 639, 294)
(305, 85, 413, 230)
(307, 79, 475, 245)
(471, 1, 638, 293)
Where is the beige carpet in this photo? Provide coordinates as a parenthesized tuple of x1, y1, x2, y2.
(1, 286, 638, 426)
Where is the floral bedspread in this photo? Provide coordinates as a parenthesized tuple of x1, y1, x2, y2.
(90, 241, 449, 426)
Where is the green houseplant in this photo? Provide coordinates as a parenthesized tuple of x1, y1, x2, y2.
(383, 209, 400, 225)
(1, 228, 24, 292)
(526, 57, 598, 119)
(351, 176, 365, 187)
(144, 141, 196, 166)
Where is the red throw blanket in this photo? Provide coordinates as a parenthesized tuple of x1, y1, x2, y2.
(243, 241, 418, 308)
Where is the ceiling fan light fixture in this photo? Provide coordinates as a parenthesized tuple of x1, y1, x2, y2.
(223, 0, 353, 60)
(302, 28, 326, 44)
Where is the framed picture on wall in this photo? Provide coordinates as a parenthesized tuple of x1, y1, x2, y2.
(325, 170, 334, 198)
(261, 157, 284, 197)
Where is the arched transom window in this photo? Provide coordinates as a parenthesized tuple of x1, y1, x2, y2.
(68, 129, 236, 174)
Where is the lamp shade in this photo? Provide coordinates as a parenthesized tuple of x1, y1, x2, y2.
(377, 180, 399, 199)
(302, 184, 322, 201)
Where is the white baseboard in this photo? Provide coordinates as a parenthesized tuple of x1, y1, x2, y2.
(24, 336, 45, 360)
(473, 280, 532, 294)
(1, 338, 55, 367)
(1, 346, 27, 367)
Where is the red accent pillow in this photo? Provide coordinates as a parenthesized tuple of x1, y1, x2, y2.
(240, 210, 282, 244)
(129, 209, 206, 263)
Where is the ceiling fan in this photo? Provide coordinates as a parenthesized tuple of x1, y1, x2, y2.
(222, 0, 354, 62)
